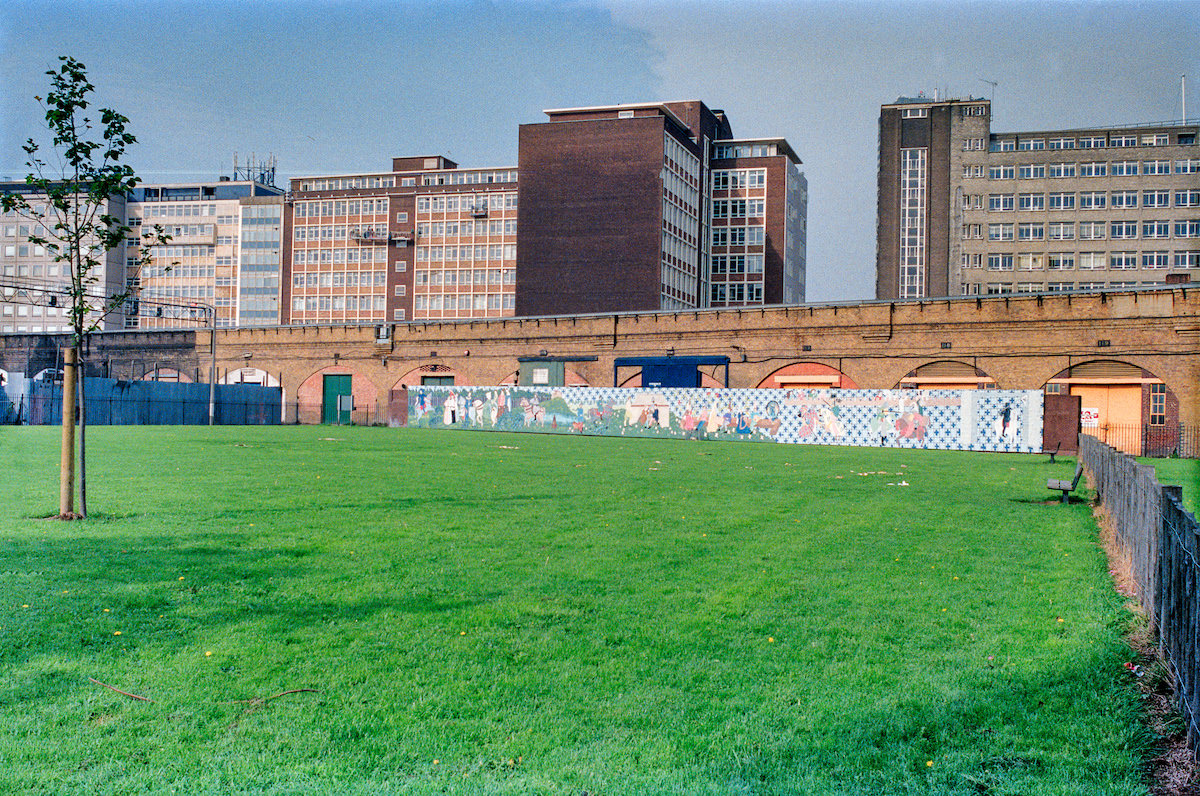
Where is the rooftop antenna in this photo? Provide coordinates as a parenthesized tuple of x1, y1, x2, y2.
(1183, 74, 1187, 123)
(230, 152, 277, 187)
(979, 79, 998, 121)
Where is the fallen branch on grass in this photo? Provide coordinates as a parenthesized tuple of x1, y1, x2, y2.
(88, 677, 152, 702)
(229, 688, 319, 706)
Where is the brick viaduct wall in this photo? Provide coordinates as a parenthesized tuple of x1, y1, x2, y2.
(4, 289, 1199, 424)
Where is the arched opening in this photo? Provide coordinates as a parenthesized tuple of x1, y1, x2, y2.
(618, 370, 723, 388)
(138, 366, 191, 383)
(757, 362, 859, 389)
(896, 361, 997, 390)
(220, 367, 280, 388)
(499, 366, 591, 387)
(1044, 360, 1177, 455)
(296, 366, 379, 425)
(394, 363, 457, 388)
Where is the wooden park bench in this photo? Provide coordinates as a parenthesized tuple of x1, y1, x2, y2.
(1047, 462, 1084, 504)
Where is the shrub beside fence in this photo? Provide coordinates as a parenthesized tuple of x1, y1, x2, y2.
(1080, 434, 1200, 759)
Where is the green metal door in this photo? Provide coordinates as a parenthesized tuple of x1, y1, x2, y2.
(322, 374, 352, 424)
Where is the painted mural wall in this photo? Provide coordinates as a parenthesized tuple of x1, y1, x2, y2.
(407, 385, 1045, 453)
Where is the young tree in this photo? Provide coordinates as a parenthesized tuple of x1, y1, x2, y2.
(1, 56, 167, 518)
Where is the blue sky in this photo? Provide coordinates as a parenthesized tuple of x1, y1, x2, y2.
(2, 0, 1197, 301)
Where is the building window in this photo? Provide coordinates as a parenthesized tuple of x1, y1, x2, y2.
(901, 107, 928, 118)
(1018, 138, 1045, 151)
(1048, 222, 1074, 240)
(988, 193, 1014, 211)
(1048, 163, 1076, 178)
(1048, 137, 1076, 150)
(1177, 159, 1200, 174)
(1141, 220, 1169, 239)
(990, 139, 1016, 152)
(1019, 164, 1045, 179)
(1079, 192, 1107, 209)
(1080, 162, 1107, 177)
(1017, 223, 1044, 241)
(1048, 192, 1076, 210)
(1177, 220, 1200, 238)
(1079, 252, 1106, 270)
(1143, 190, 1170, 208)
(1048, 253, 1075, 270)
(1144, 160, 1171, 175)
(1175, 251, 1200, 269)
(988, 223, 1014, 241)
(1112, 161, 1139, 176)
(987, 253, 1014, 271)
(1110, 135, 1137, 147)
(1145, 133, 1170, 147)
(1175, 189, 1200, 208)
(1142, 251, 1169, 269)
(898, 147, 927, 299)
(1110, 191, 1138, 209)
(1110, 252, 1137, 269)
(1078, 136, 1107, 148)
(1150, 384, 1166, 425)
(1018, 193, 1044, 211)
(1017, 253, 1043, 271)
(988, 165, 1015, 180)
(1079, 221, 1106, 240)
(1110, 221, 1138, 239)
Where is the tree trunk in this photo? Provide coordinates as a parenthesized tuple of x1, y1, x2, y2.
(59, 347, 77, 518)
(78, 352, 87, 518)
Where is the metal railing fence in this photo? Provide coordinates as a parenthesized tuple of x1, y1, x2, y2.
(1082, 423, 1200, 458)
(1080, 434, 1200, 758)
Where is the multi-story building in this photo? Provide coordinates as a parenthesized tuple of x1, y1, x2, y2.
(516, 101, 805, 316)
(877, 95, 1200, 299)
(127, 179, 285, 328)
(284, 157, 518, 324)
(0, 183, 127, 334)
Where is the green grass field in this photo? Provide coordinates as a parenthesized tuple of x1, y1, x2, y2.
(0, 427, 1157, 794)
(1140, 457, 1200, 515)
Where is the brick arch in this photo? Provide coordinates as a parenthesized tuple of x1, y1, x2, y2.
(1043, 359, 1177, 453)
(896, 360, 997, 389)
(497, 368, 591, 386)
(391, 362, 459, 390)
(756, 362, 859, 389)
(617, 370, 723, 388)
(297, 365, 380, 424)
(137, 366, 192, 383)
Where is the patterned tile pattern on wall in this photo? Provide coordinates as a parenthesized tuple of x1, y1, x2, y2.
(407, 386, 1044, 453)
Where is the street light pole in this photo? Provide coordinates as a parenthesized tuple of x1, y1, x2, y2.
(208, 305, 215, 426)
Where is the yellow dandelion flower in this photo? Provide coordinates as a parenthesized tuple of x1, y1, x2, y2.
(113, 631, 122, 636)
(926, 760, 933, 767)
(22, 604, 29, 609)
(205, 651, 213, 656)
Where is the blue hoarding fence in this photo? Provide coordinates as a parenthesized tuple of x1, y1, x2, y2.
(0, 376, 280, 425)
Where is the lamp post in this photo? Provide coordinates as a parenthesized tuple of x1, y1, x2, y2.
(187, 301, 217, 426)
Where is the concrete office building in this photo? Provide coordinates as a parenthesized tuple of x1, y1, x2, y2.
(876, 95, 1200, 299)
(0, 184, 127, 334)
(127, 179, 285, 328)
(284, 158, 518, 325)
